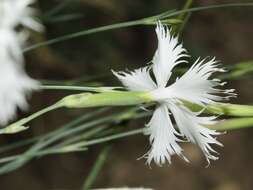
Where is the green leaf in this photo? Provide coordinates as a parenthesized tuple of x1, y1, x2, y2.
(0, 125, 29, 134)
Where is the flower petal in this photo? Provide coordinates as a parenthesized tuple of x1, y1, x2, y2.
(112, 67, 156, 92)
(145, 104, 187, 165)
(162, 57, 236, 106)
(152, 21, 188, 87)
(0, 50, 38, 125)
(0, 22, 39, 125)
(1, 0, 43, 31)
(168, 102, 222, 164)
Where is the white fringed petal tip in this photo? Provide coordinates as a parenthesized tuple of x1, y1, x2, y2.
(113, 21, 236, 166)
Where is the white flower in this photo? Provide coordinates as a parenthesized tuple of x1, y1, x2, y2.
(0, 43, 38, 125)
(113, 21, 236, 166)
(0, 0, 42, 125)
(0, 0, 43, 31)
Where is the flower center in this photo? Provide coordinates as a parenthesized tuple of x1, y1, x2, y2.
(149, 87, 173, 102)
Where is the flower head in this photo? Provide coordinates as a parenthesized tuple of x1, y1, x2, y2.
(0, 0, 42, 125)
(113, 21, 236, 165)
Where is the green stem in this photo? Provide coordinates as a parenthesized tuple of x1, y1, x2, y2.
(172, 0, 193, 34)
(40, 85, 120, 92)
(23, 19, 144, 52)
(0, 118, 109, 172)
(81, 146, 110, 190)
(221, 60, 253, 80)
(210, 117, 253, 131)
(71, 128, 146, 148)
(1, 115, 253, 167)
(0, 102, 63, 134)
(178, 0, 193, 21)
(44, 0, 73, 17)
(5, 90, 253, 135)
(23, 103, 62, 122)
(183, 101, 253, 117)
(55, 126, 108, 148)
(23, 3, 253, 52)
(0, 110, 127, 165)
(0, 146, 87, 164)
(43, 116, 253, 151)
(0, 108, 110, 153)
(163, 2, 253, 18)
(0, 109, 135, 173)
(207, 104, 253, 117)
(61, 91, 151, 108)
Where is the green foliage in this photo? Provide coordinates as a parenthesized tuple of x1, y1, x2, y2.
(1, 1, 253, 178)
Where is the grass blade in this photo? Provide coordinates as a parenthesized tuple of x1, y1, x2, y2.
(81, 146, 110, 190)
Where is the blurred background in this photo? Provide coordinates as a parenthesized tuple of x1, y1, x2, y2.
(0, 0, 253, 189)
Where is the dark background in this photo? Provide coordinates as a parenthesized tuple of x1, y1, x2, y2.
(0, 0, 253, 189)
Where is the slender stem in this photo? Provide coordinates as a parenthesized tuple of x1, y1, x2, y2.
(183, 102, 253, 117)
(0, 139, 46, 174)
(0, 102, 63, 135)
(24, 103, 62, 122)
(81, 146, 110, 190)
(0, 128, 143, 164)
(55, 126, 108, 148)
(172, 0, 193, 34)
(1, 116, 253, 166)
(210, 117, 253, 131)
(178, 0, 193, 21)
(0, 108, 139, 165)
(0, 118, 111, 172)
(0, 108, 110, 153)
(162, 2, 253, 19)
(41, 72, 109, 85)
(44, 0, 73, 17)
(5, 102, 63, 130)
(23, 2, 253, 52)
(23, 19, 144, 52)
(75, 128, 146, 148)
(178, 0, 193, 34)
(0, 146, 87, 164)
(40, 85, 120, 92)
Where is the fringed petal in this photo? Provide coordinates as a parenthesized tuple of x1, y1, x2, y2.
(168, 102, 222, 164)
(152, 21, 188, 87)
(145, 104, 188, 165)
(0, 0, 42, 125)
(0, 47, 38, 125)
(112, 67, 156, 92)
(161, 57, 236, 106)
(0, 0, 43, 31)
